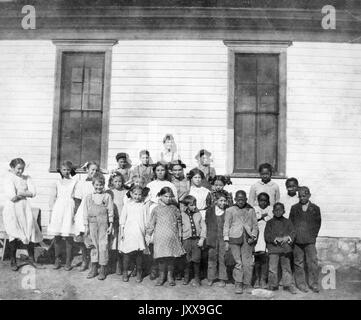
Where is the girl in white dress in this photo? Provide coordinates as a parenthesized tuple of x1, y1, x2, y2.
(48, 160, 77, 271)
(119, 186, 149, 283)
(106, 172, 127, 275)
(73, 161, 99, 271)
(3, 158, 43, 271)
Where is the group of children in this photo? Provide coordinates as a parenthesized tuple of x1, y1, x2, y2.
(2, 134, 322, 295)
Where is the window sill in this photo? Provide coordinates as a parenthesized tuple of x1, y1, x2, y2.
(230, 173, 287, 179)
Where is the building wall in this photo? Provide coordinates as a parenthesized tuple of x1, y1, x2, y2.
(0, 40, 361, 239)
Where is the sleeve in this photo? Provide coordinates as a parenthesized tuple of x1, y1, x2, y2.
(48, 182, 58, 210)
(26, 176, 36, 197)
(275, 184, 280, 203)
(264, 221, 274, 244)
(287, 220, 296, 242)
(171, 184, 178, 203)
(74, 180, 83, 200)
(210, 167, 216, 178)
(200, 215, 207, 240)
(119, 203, 128, 227)
(83, 195, 90, 226)
(248, 184, 257, 207)
(289, 205, 296, 225)
(205, 191, 212, 209)
(146, 207, 157, 237)
(223, 208, 232, 241)
(312, 206, 322, 238)
(3, 175, 16, 200)
(106, 194, 114, 224)
(250, 208, 259, 239)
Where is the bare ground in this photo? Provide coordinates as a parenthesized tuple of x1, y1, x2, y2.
(0, 260, 360, 300)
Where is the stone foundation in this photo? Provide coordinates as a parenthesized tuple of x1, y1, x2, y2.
(316, 237, 361, 270)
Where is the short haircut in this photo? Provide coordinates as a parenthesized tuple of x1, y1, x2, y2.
(9, 158, 25, 168)
(187, 168, 205, 181)
(273, 202, 285, 211)
(285, 177, 299, 186)
(157, 186, 174, 197)
(182, 195, 197, 207)
(258, 163, 273, 174)
(86, 161, 99, 170)
(92, 172, 105, 185)
(235, 190, 247, 198)
(139, 150, 150, 157)
(298, 186, 311, 195)
(257, 192, 270, 203)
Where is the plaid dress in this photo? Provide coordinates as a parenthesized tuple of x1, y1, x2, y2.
(146, 203, 185, 259)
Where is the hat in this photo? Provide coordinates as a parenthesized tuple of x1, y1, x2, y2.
(195, 149, 212, 160)
(169, 160, 186, 170)
(115, 152, 131, 164)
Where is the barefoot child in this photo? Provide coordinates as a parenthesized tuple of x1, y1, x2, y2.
(181, 195, 206, 287)
(224, 190, 258, 294)
(3, 158, 43, 271)
(146, 187, 185, 286)
(253, 193, 273, 289)
(205, 191, 229, 287)
(264, 202, 297, 294)
(48, 160, 78, 271)
(290, 186, 321, 293)
(106, 172, 127, 275)
(249, 163, 280, 207)
(119, 186, 149, 283)
(84, 173, 114, 280)
(73, 161, 99, 271)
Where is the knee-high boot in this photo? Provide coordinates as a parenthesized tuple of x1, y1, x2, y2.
(9, 240, 18, 271)
(156, 259, 166, 286)
(64, 237, 73, 271)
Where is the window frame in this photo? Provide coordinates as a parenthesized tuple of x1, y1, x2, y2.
(224, 40, 292, 178)
(50, 40, 117, 172)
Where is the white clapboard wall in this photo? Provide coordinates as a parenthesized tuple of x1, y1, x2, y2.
(0, 40, 361, 238)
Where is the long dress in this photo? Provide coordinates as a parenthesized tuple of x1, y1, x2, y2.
(2, 172, 43, 244)
(47, 178, 77, 237)
(73, 179, 94, 236)
(146, 203, 185, 259)
(119, 200, 149, 254)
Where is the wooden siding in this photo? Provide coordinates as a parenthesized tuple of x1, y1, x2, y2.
(0, 40, 361, 238)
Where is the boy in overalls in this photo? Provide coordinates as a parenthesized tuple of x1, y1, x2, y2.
(84, 173, 114, 280)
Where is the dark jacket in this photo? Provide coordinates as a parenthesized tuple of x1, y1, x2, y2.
(264, 216, 295, 254)
(205, 205, 225, 248)
(289, 202, 321, 244)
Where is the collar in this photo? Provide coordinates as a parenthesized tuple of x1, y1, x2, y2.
(258, 180, 273, 186)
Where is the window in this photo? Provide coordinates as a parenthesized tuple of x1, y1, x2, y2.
(50, 40, 117, 171)
(224, 41, 291, 177)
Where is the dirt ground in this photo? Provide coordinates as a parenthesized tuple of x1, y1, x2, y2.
(0, 258, 360, 300)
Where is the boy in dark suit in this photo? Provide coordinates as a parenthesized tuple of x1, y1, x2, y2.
(289, 186, 321, 293)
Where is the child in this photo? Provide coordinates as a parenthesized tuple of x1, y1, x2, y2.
(146, 187, 185, 286)
(188, 168, 212, 220)
(280, 177, 299, 219)
(158, 134, 181, 164)
(3, 158, 43, 271)
(205, 191, 229, 287)
(170, 160, 190, 206)
(130, 150, 154, 185)
(253, 193, 273, 289)
(264, 202, 297, 294)
(83, 173, 114, 280)
(106, 172, 127, 275)
(125, 175, 150, 205)
(119, 186, 149, 283)
(48, 160, 78, 271)
(289, 186, 321, 293)
(73, 161, 99, 271)
(181, 195, 206, 287)
(224, 190, 258, 294)
(112, 153, 132, 185)
(249, 163, 280, 207)
(195, 149, 216, 190)
(210, 175, 233, 207)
